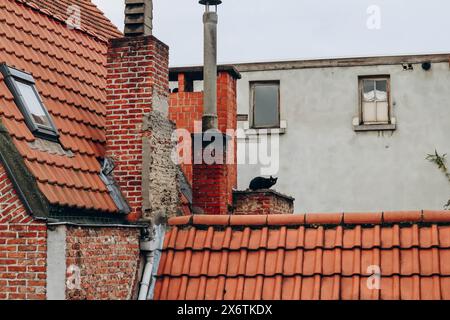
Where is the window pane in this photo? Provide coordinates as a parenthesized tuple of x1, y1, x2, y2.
(16, 81, 52, 128)
(253, 84, 279, 128)
(376, 101, 389, 122)
(363, 101, 377, 123)
(363, 80, 375, 101)
(375, 80, 387, 101)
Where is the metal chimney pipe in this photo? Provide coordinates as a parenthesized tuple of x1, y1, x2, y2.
(200, 1, 221, 131)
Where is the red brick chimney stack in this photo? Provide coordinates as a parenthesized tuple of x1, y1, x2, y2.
(105, 0, 170, 222)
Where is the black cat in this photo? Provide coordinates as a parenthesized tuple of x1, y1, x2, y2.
(249, 176, 278, 191)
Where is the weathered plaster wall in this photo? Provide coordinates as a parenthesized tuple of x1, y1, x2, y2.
(142, 107, 179, 222)
(236, 61, 450, 212)
(46, 225, 66, 300)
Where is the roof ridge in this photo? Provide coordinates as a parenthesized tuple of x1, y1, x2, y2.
(14, 0, 111, 43)
(169, 211, 450, 227)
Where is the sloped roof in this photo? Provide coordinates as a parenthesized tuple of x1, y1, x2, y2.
(154, 211, 450, 300)
(25, 0, 122, 40)
(0, 0, 118, 214)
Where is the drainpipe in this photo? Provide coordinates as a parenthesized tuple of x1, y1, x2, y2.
(138, 224, 165, 300)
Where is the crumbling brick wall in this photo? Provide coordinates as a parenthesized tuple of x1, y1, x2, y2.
(233, 190, 294, 215)
(65, 226, 141, 300)
(0, 163, 47, 300)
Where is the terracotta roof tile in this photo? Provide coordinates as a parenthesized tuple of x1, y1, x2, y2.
(24, 0, 122, 41)
(344, 212, 383, 224)
(155, 211, 450, 300)
(423, 210, 450, 223)
(267, 214, 305, 226)
(230, 215, 267, 226)
(306, 213, 343, 225)
(169, 216, 191, 226)
(384, 211, 422, 223)
(193, 215, 230, 226)
(0, 0, 120, 214)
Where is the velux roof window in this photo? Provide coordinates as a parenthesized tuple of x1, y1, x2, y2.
(0, 64, 58, 141)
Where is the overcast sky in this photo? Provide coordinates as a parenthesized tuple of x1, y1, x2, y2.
(92, 0, 450, 67)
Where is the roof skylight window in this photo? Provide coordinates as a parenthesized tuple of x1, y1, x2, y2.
(0, 64, 59, 141)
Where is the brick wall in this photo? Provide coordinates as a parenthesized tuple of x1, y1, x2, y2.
(233, 190, 295, 215)
(106, 35, 177, 222)
(192, 151, 229, 215)
(0, 159, 143, 301)
(0, 163, 47, 300)
(169, 91, 202, 184)
(217, 72, 237, 201)
(169, 71, 238, 206)
(65, 226, 141, 300)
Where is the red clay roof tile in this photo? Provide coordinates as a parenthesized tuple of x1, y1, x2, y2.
(344, 212, 383, 224)
(0, 0, 120, 214)
(168, 216, 191, 226)
(306, 213, 343, 225)
(156, 211, 450, 300)
(192, 215, 229, 226)
(384, 211, 422, 223)
(24, 0, 122, 41)
(423, 210, 450, 223)
(267, 214, 305, 226)
(230, 215, 267, 226)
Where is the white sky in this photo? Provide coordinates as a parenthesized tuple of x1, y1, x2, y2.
(92, 0, 450, 66)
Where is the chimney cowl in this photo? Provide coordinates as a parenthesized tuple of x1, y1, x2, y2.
(124, 0, 153, 37)
(199, 0, 222, 5)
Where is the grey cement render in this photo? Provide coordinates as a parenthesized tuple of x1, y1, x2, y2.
(142, 91, 180, 224)
(46, 225, 67, 300)
(236, 59, 450, 213)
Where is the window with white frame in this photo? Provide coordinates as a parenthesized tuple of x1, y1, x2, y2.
(0, 64, 59, 141)
(250, 81, 280, 129)
(360, 76, 390, 125)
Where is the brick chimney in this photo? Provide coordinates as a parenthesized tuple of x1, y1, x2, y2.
(168, 67, 240, 213)
(106, 0, 179, 222)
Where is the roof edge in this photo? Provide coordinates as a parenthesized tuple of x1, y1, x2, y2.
(233, 53, 450, 72)
(0, 121, 129, 224)
(0, 121, 51, 218)
(169, 53, 450, 74)
(169, 211, 450, 227)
